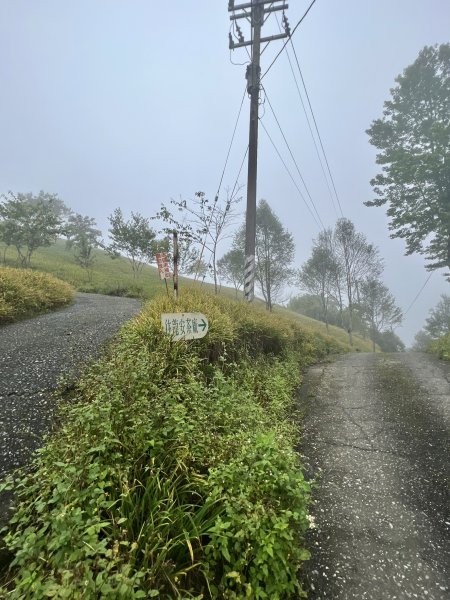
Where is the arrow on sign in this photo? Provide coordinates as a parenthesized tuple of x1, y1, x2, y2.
(198, 319, 207, 332)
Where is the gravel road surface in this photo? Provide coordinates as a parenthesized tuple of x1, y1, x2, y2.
(0, 293, 141, 481)
(299, 352, 450, 600)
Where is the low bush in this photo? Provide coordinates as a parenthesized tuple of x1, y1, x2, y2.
(1, 289, 345, 598)
(0, 267, 74, 323)
(429, 332, 450, 361)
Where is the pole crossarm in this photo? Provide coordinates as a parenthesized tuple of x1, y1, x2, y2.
(230, 4, 288, 21)
(230, 32, 288, 50)
(228, 0, 285, 11)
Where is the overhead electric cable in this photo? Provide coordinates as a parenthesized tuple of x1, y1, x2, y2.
(261, 0, 318, 80)
(403, 271, 434, 316)
(214, 86, 247, 202)
(274, 15, 339, 218)
(289, 40, 345, 217)
(263, 87, 325, 229)
(260, 119, 322, 230)
(230, 145, 249, 201)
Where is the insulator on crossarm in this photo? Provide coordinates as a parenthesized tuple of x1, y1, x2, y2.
(283, 14, 291, 36)
(236, 23, 244, 43)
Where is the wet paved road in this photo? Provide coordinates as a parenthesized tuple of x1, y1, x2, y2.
(300, 352, 450, 600)
(0, 293, 141, 480)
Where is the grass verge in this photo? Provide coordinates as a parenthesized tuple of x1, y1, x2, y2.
(0, 267, 74, 324)
(0, 289, 347, 599)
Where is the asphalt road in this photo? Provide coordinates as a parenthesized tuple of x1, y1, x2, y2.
(299, 352, 450, 600)
(0, 293, 141, 480)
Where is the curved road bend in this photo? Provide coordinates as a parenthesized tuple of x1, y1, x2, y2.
(0, 292, 141, 490)
(300, 352, 450, 600)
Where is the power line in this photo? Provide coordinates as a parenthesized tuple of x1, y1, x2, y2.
(274, 14, 339, 219)
(262, 87, 326, 229)
(260, 119, 322, 230)
(261, 0, 318, 80)
(229, 145, 249, 201)
(214, 86, 247, 202)
(289, 40, 345, 217)
(403, 271, 434, 316)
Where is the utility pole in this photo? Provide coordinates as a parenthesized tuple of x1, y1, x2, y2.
(228, 0, 290, 302)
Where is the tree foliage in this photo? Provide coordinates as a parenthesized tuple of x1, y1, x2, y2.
(424, 293, 450, 338)
(366, 43, 450, 277)
(218, 200, 295, 310)
(298, 229, 338, 331)
(360, 278, 403, 351)
(217, 247, 245, 296)
(0, 191, 66, 267)
(332, 218, 382, 344)
(412, 329, 433, 351)
(296, 218, 402, 349)
(66, 213, 102, 279)
(255, 200, 296, 311)
(108, 209, 157, 278)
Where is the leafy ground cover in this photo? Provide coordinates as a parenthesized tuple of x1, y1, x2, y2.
(0, 289, 348, 599)
(0, 267, 74, 323)
(429, 333, 450, 361)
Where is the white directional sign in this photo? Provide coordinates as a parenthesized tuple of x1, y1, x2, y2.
(161, 312, 209, 341)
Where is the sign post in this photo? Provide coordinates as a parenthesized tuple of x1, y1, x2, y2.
(161, 312, 209, 341)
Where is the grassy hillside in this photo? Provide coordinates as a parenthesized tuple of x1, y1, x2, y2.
(1, 288, 347, 598)
(0, 266, 74, 323)
(0, 240, 374, 352)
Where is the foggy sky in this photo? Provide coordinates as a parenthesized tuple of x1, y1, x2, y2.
(1, 0, 449, 345)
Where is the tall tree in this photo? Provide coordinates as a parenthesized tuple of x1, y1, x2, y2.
(218, 247, 245, 297)
(333, 218, 383, 345)
(366, 44, 450, 278)
(424, 294, 450, 338)
(225, 200, 295, 310)
(108, 209, 157, 278)
(0, 191, 66, 267)
(360, 278, 403, 352)
(255, 200, 296, 311)
(66, 213, 102, 280)
(298, 229, 338, 331)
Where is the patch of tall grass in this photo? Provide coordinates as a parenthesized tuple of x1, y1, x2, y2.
(0, 267, 74, 323)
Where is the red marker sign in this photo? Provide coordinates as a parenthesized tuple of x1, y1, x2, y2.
(155, 252, 171, 280)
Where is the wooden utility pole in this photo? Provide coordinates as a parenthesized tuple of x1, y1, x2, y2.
(228, 0, 290, 302)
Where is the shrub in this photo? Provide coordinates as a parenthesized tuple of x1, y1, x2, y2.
(429, 332, 450, 361)
(0, 267, 74, 323)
